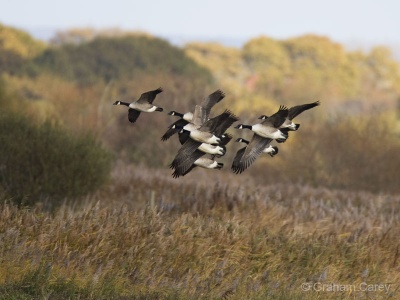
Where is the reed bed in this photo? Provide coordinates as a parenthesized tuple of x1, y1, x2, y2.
(0, 164, 399, 299)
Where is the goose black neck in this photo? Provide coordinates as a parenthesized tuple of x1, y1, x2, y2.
(119, 101, 130, 107)
(174, 112, 184, 118)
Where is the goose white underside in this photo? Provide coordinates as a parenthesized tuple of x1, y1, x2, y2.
(283, 121, 297, 130)
(194, 158, 219, 169)
(129, 103, 159, 112)
(190, 131, 220, 144)
(251, 124, 286, 139)
(183, 123, 201, 131)
(183, 112, 194, 122)
(198, 143, 224, 155)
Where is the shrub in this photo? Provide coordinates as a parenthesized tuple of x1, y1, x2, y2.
(0, 113, 112, 206)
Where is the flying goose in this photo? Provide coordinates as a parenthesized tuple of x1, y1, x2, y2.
(161, 90, 225, 141)
(234, 105, 289, 141)
(170, 133, 232, 170)
(168, 110, 194, 122)
(258, 101, 320, 131)
(236, 138, 278, 157)
(177, 109, 239, 145)
(162, 104, 205, 143)
(161, 111, 194, 141)
(170, 110, 237, 177)
(172, 156, 223, 178)
(171, 110, 238, 167)
(231, 134, 274, 174)
(171, 108, 237, 145)
(175, 131, 232, 157)
(172, 125, 222, 145)
(113, 87, 163, 123)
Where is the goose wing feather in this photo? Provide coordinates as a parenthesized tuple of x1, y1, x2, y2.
(137, 87, 163, 104)
(128, 109, 141, 123)
(288, 101, 320, 120)
(170, 139, 202, 169)
(171, 150, 205, 178)
(200, 109, 239, 135)
(232, 134, 272, 174)
(261, 105, 289, 128)
(200, 89, 225, 120)
(192, 105, 207, 126)
(161, 119, 189, 141)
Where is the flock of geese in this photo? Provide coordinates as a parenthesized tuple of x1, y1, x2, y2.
(113, 87, 320, 178)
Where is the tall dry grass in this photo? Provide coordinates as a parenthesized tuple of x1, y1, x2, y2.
(0, 164, 399, 299)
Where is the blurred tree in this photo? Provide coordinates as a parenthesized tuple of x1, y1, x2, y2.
(0, 46, 25, 75)
(0, 24, 46, 58)
(34, 36, 212, 85)
(50, 27, 151, 46)
(242, 36, 290, 97)
(185, 42, 250, 95)
(366, 47, 400, 90)
(281, 34, 359, 104)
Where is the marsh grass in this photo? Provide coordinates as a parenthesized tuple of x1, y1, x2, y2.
(0, 164, 399, 299)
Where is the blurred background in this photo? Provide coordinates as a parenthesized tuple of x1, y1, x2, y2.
(2, 2, 400, 299)
(1, 0, 400, 205)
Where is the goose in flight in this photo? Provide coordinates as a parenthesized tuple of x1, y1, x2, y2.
(258, 101, 320, 131)
(161, 90, 225, 141)
(113, 87, 163, 123)
(235, 105, 289, 141)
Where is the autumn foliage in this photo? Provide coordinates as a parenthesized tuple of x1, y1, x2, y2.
(1, 24, 400, 298)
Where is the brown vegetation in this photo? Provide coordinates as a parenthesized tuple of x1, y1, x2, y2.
(1, 25, 400, 298)
(1, 164, 399, 299)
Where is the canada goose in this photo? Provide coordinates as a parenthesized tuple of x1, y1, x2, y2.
(171, 110, 238, 168)
(176, 132, 232, 156)
(170, 133, 232, 170)
(173, 108, 236, 145)
(258, 101, 320, 131)
(161, 111, 194, 141)
(236, 138, 278, 157)
(231, 134, 274, 174)
(234, 105, 289, 141)
(177, 89, 226, 127)
(162, 90, 225, 141)
(172, 155, 224, 178)
(168, 111, 194, 122)
(164, 105, 205, 142)
(170, 110, 237, 174)
(172, 125, 222, 145)
(113, 87, 163, 123)
(178, 109, 239, 145)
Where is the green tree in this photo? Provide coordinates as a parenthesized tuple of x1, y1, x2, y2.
(34, 36, 212, 85)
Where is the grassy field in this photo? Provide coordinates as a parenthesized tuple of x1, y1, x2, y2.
(1, 164, 399, 299)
